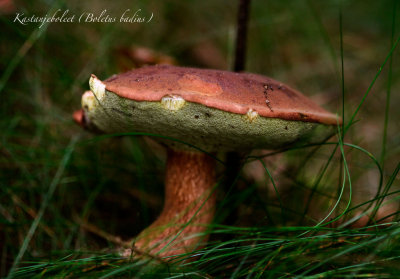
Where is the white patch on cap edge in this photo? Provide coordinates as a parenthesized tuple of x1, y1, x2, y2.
(161, 95, 186, 111)
(89, 75, 106, 100)
(82, 91, 96, 112)
(245, 108, 259, 122)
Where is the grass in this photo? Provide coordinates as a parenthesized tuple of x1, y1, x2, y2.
(1, 0, 400, 277)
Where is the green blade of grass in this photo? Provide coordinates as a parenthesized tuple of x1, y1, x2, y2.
(6, 136, 79, 278)
(380, 0, 397, 167)
(344, 33, 400, 134)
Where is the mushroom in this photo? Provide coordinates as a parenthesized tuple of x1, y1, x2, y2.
(75, 65, 339, 258)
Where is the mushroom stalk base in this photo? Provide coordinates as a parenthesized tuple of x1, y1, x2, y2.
(127, 149, 216, 258)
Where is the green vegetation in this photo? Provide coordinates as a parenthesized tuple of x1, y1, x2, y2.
(1, 0, 399, 277)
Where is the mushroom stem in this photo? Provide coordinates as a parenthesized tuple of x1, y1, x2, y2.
(133, 149, 216, 257)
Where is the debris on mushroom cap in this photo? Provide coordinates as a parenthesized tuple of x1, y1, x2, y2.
(81, 65, 340, 152)
(101, 64, 340, 125)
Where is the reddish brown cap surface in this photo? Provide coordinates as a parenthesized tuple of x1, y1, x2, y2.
(101, 65, 339, 125)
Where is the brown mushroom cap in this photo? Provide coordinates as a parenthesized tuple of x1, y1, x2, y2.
(82, 65, 340, 152)
(103, 65, 338, 125)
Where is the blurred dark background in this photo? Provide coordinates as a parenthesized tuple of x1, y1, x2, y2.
(1, 0, 399, 276)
